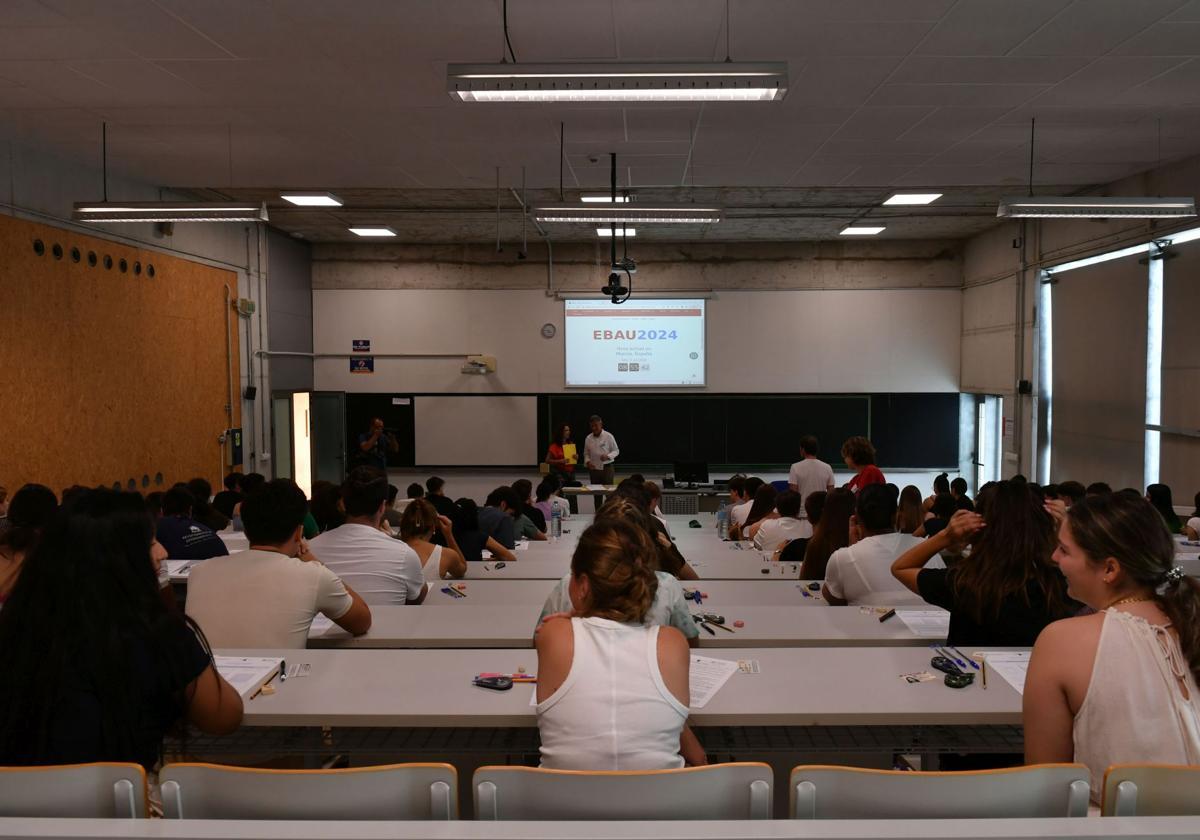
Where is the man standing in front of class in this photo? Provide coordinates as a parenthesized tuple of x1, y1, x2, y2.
(584, 414, 619, 486)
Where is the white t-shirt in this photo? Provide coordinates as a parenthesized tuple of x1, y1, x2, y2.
(186, 548, 354, 649)
(729, 500, 753, 528)
(309, 523, 425, 606)
(1187, 517, 1200, 539)
(822, 532, 933, 607)
(753, 516, 813, 553)
(788, 458, 835, 510)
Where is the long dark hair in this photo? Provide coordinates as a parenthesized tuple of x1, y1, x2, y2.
(896, 485, 923, 534)
(1068, 493, 1200, 683)
(949, 480, 1073, 624)
(1145, 484, 1182, 534)
(0, 488, 215, 765)
(554, 423, 572, 445)
(743, 484, 778, 530)
(802, 488, 854, 579)
(0, 483, 58, 553)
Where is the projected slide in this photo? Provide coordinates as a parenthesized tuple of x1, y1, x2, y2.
(564, 299, 706, 387)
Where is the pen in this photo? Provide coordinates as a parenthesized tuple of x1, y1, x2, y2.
(878, 608, 896, 623)
(278, 659, 287, 682)
(950, 646, 979, 670)
(981, 657, 988, 689)
(700, 621, 716, 635)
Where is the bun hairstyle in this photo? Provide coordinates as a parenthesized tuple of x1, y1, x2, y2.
(933, 473, 950, 494)
(570, 519, 659, 624)
(399, 498, 439, 541)
(1067, 493, 1200, 683)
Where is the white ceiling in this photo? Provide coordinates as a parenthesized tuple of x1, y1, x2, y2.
(2, 0, 1199, 241)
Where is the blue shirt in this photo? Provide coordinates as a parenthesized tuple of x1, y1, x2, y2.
(156, 516, 229, 560)
(358, 432, 389, 469)
(476, 505, 517, 550)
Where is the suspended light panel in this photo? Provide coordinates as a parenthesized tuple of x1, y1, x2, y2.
(448, 62, 787, 103)
(535, 206, 721, 224)
(997, 196, 1196, 219)
(73, 202, 268, 223)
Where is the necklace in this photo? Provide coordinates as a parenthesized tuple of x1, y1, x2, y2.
(1107, 594, 1154, 609)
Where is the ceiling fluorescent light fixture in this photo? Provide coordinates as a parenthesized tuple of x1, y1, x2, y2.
(280, 191, 343, 207)
(73, 202, 268, 223)
(581, 195, 629, 203)
(997, 196, 1196, 219)
(536, 206, 721, 224)
(883, 193, 942, 206)
(840, 225, 885, 236)
(448, 62, 787, 103)
(596, 228, 636, 237)
(348, 226, 397, 237)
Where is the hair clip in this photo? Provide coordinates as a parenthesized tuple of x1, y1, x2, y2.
(1164, 565, 1186, 585)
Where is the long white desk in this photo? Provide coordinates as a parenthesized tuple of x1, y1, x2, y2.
(468, 555, 804, 580)
(306, 605, 948, 649)
(225, 646, 1021, 728)
(423, 579, 828, 607)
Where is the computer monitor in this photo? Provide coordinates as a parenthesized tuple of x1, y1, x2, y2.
(673, 461, 709, 485)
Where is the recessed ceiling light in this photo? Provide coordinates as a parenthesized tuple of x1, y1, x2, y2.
(839, 225, 885, 236)
(581, 195, 630, 203)
(448, 62, 788, 103)
(349, 226, 397, 237)
(883, 193, 942, 206)
(280, 192, 343, 207)
(596, 228, 636, 237)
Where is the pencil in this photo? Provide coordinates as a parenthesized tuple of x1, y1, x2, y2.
(981, 656, 988, 690)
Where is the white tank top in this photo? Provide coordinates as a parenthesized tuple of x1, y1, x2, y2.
(421, 544, 442, 582)
(537, 616, 688, 770)
(1074, 609, 1200, 798)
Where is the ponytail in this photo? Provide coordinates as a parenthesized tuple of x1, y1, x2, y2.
(399, 498, 438, 542)
(1158, 572, 1200, 686)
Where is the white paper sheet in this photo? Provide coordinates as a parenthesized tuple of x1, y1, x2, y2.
(164, 559, 193, 578)
(688, 655, 740, 709)
(895, 609, 951, 638)
(214, 655, 283, 699)
(308, 615, 337, 637)
(980, 651, 1031, 695)
(584, 484, 609, 491)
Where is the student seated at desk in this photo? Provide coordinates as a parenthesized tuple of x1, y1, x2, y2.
(1024, 492, 1200, 800)
(0, 488, 242, 768)
(512, 479, 548, 540)
(1146, 483, 1184, 534)
(891, 479, 1076, 646)
(914, 491, 956, 539)
(800, 488, 852, 579)
(308, 467, 427, 606)
(0, 483, 57, 604)
(479, 486, 521, 549)
(536, 519, 705, 770)
(212, 472, 243, 520)
(1187, 490, 1200, 540)
(822, 484, 923, 606)
(612, 482, 699, 581)
(536, 497, 700, 648)
(186, 477, 230, 533)
(734, 483, 777, 541)
(724, 474, 753, 533)
(400, 499, 467, 582)
(896, 484, 924, 534)
(452, 498, 516, 563)
(187, 479, 372, 648)
(752, 490, 812, 553)
(155, 486, 229, 560)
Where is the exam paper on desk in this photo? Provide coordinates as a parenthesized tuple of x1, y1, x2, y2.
(979, 651, 1030, 695)
(214, 656, 283, 700)
(529, 654, 740, 709)
(895, 609, 951, 638)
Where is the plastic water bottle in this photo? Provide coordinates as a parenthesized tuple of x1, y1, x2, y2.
(551, 506, 562, 541)
(716, 502, 729, 541)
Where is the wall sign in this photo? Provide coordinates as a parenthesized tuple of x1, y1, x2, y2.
(350, 357, 375, 374)
(352, 339, 371, 352)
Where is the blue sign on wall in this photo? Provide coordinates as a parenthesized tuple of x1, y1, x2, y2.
(350, 356, 375, 374)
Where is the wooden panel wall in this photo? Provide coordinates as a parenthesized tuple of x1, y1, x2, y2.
(0, 214, 241, 493)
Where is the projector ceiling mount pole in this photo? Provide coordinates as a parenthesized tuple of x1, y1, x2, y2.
(610, 152, 617, 267)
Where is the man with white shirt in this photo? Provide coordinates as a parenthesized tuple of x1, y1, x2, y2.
(729, 476, 762, 533)
(309, 467, 428, 606)
(752, 490, 813, 553)
(186, 479, 372, 648)
(788, 435, 836, 512)
(583, 414, 620, 485)
(822, 484, 928, 607)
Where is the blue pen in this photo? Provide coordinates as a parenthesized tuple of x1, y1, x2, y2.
(938, 646, 967, 669)
(950, 646, 979, 670)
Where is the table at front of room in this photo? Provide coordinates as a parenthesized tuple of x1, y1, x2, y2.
(182, 646, 1025, 767)
(306, 604, 950, 649)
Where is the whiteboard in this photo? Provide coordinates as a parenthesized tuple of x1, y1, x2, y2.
(414, 396, 538, 466)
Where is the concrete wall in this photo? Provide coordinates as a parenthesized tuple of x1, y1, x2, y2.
(961, 152, 1200, 489)
(266, 228, 314, 393)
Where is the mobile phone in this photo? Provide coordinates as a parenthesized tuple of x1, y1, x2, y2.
(494, 561, 506, 569)
(473, 676, 513, 691)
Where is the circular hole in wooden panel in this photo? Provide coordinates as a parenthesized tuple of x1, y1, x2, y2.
(146, 264, 156, 278)
(112, 481, 122, 491)
(32, 239, 45, 256)
(71, 246, 81, 263)
(142, 474, 150, 488)
(155, 472, 163, 485)
(133, 261, 142, 275)
(103, 255, 113, 270)
(119, 258, 128, 273)
(87, 251, 97, 267)
(52, 243, 63, 260)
